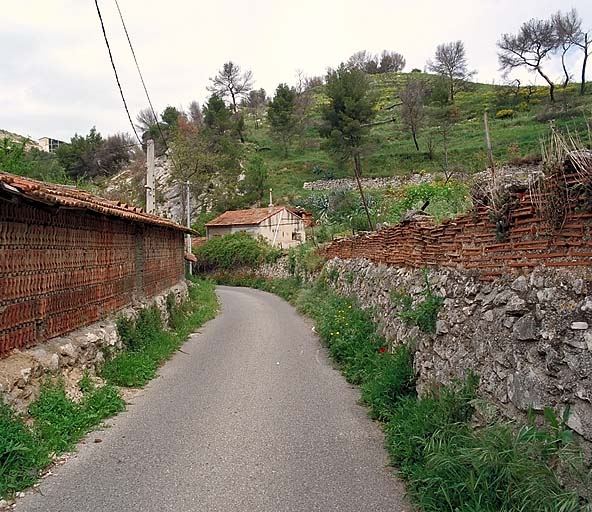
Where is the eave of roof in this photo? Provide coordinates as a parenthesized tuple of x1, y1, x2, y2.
(0, 171, 194, 234)
(205, 206, 288, 227)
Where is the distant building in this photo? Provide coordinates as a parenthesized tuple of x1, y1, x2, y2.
(38, 137, 65, 153)
(205, 206, 306, 249)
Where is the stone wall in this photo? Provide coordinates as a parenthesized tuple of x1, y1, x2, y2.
(0, 281, 188, 412)
(325, 258, 592, 441)
(302, 173, 434, 192)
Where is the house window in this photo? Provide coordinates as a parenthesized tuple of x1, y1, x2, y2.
(292, 232, 301, 241)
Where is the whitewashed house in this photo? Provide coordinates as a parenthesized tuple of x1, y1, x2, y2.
(205, 206, 306, 248)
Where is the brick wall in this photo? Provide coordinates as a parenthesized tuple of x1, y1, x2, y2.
(0, 201, 185, 357)
(321, 172, 592, 279)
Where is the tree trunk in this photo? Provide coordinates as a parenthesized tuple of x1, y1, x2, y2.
(581, 38, 589, 95)
(449, 78, 455, 103)
(353, 154, 374, 231)
(412, 130, 420, 151)
(537, 68, 555, 102)
(561, 48, 570, 88)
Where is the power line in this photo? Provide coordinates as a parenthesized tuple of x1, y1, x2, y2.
(113, 0, 171, 154)
(93, 0, 143, 145)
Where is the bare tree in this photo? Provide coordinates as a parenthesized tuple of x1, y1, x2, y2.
(379, 51, 406, 73)
(553, 9, 590, 95)
(207, 61, 253, 113)
(304, 75, 324, 90)
(135, 107, 157, 134)
(427, 41, 474, 102)
(188, 101, 204, 129)
(347, 50, 375, 72)
(497, 19, 559, 102)
(399, 79, 427, 151)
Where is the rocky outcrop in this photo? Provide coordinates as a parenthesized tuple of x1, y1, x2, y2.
(325, 258, 592, 442)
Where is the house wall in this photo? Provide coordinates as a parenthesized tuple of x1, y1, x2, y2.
(257, 209, 305, 249)
(207, 209, 306, 249)
(0, 199, 186, 358)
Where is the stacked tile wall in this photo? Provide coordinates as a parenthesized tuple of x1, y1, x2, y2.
(0, 201, 185, 357)
(321, 172, 592, 279)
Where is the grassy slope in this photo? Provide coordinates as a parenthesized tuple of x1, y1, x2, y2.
(246, 72, 592, 202)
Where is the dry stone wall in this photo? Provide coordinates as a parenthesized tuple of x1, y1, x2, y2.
(326, 258, 592, 441)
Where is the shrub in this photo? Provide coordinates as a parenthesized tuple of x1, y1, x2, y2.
(194, 232, 277, 272)
(495, 108, 515, 119)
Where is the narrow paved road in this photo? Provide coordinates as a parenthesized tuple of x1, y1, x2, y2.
(16, 287, 408, 512)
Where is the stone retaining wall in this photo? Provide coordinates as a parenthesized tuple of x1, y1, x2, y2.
(325, 258, 592, 441)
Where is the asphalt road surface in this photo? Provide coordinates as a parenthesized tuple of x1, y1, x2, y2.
(16, 286, 409, 512)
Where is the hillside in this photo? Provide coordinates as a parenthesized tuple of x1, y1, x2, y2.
(247, 72, 592, 201)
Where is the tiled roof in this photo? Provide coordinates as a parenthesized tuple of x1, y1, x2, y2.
(205, 206, 287, 227)
(0, 172, 193, 233)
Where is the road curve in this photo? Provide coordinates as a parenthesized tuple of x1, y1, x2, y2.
(16, 286, 409, 512)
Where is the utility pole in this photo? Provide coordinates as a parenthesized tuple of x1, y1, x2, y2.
(146, 139, 155, 213)
(185, 180, 192, 276)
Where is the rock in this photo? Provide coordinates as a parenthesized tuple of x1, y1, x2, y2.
(512, 314, 539, 341)
(505, 296, 528, 315)
(511, 275, 529, 293)
(508, 369, 545, 411)
(493, 289, 514, 306)
(536, 288, 556, 303)
(571, 278, 585, 295)
(483, 310, 494, 322)
(59, 342, 77, 359)
(564, 337, 587, 350)
(571, 322, 589, 330)
(585, 332, 592, 351)
(435, 320, 449, 335)
(581, 296, 592, 312)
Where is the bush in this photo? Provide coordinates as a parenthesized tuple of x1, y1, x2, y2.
(495, 108, 515, 119)
(194, 232, 279, 272)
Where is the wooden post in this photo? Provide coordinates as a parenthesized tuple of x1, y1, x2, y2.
(483, 111, 496, 181)
(146, 139, 155, 213)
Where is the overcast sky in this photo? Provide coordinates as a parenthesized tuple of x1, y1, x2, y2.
(2, 0, 591, 142)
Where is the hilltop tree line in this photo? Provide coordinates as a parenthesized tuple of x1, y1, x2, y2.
(2, 7, 589, 219)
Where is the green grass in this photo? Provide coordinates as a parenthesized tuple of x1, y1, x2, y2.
(101, 278, 218, 388)
(0, 378, 124, 499)
(244, 72, 592, 200)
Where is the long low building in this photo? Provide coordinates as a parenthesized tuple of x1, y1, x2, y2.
(205, 206, 306, 248)
(0, 171, 193, 358)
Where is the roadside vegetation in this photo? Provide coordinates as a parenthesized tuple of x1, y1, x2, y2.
(206, 265, 591, 511)
(0, 277, 218, 500)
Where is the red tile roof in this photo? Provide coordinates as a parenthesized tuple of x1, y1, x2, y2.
(205, 206, 287, 227)
(0, 172, 193, 233)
